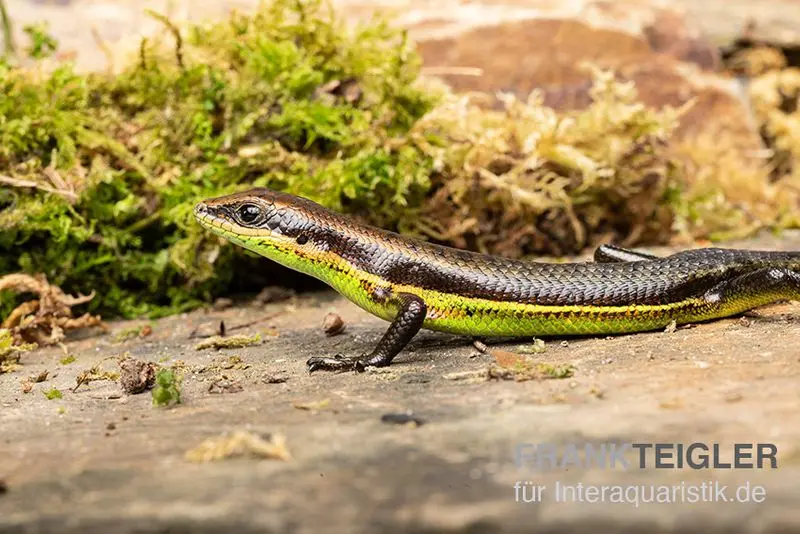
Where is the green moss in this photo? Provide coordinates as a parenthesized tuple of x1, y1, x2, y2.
(59, 354, 76, 365)
(113, 325, 148, 343)
(537, 364, 575, 380)
(516, 338, 547, 355)
(43, 387, 62, 400)
(0, 328, 36, 373)
(152, 368, 182, 407)
(0, 0, 436, 318)
(22, 22, 58, 60)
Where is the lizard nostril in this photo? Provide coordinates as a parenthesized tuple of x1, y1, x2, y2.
(194, 202, 208, 216)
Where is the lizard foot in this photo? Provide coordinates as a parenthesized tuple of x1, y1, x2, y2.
(307, 354, 369, 373)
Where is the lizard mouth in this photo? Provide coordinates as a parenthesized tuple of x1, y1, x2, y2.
(193, 201, 208, 217)
(193, 201, 241, 237)
(194, 201, 225, 231)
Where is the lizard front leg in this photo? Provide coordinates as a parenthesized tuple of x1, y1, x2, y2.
(307, 292, 427, 373)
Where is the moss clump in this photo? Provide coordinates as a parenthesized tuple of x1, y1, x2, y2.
(410, 67, 687, 257)
(72, 358, 120, 391)
(112, 324, 152, 343)
(749, 65, 800, 232)
(0, 0, 436, 319)
(705, 45, 800, 237)
(152, 368, 182, 407)
(0, 327, 36, 373)
(184, 431, 291, 463)
(43, 387, 62, 400)
(489, 347, 575, 381)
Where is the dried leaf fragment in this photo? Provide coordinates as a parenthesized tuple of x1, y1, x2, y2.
(194, 333, 262, 351)
(0, 328, 36, 373)
(73, 358, 121, 392)
(292, 398, 330, 411)
(185, 431, 291, 463)
(0, 274, 104, 346)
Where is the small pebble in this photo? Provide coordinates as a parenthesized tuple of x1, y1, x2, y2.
(208, 379, 244, 394)
(380, 412, 425, 427)
(323, 313, 346, 336)
(263, 374, 288, 384)
(725, 392, 743, 403)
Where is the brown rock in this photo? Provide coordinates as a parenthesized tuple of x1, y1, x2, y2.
(341, 0, 763, 153)
(322, 313, 346, 337)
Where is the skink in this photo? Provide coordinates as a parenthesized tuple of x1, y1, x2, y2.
(195, 188, 800, 372)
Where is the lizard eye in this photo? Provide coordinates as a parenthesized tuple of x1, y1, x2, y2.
(237, 204, 262, 225)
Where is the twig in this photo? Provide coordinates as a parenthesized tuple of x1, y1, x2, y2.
(145, 9, 184, 70)
(0, 0, 15, 57)
(188, 311, 284, 339)
(421, 66, 484, 77)
(43, 159, 68, 190)
(139, 37, 148, 70)
(472, 339, 488, 353)
(0, 175, 78, 202)
(227, 311, 284, 333)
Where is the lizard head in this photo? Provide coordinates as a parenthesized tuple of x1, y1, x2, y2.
(194, 188, 329, 249)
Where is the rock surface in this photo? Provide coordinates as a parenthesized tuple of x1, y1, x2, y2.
(2, 232, 800, 533)
(394, 0, 759, 154)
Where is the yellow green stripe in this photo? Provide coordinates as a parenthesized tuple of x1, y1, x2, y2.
(202, 222, 781, 337)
